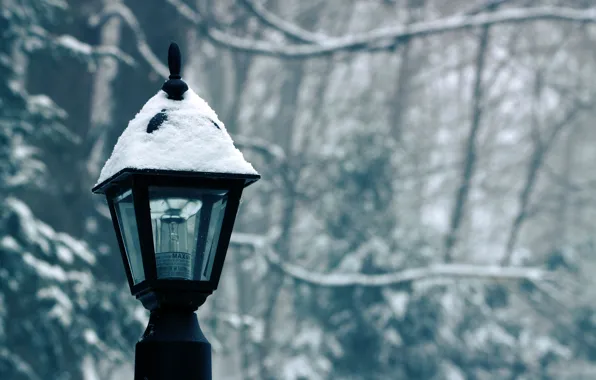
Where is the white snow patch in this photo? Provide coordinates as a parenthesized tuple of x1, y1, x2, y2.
(442, 361, 466, 380)
(55, 244, 74, 264)
(27, 94, 67, 119)
(0, 236, 20, 251)
(81, 355, 100, 380)
(97, 89, 257, 185)
(37, 223, 56, 240)
(134, 306, 149, 326)
(465, 322, 515, 349)
(57, 35, 93, 55)
(295, 324, 323, 350)
(84, 329, 100, 345)
(57, 233, 96, 265)
(22, 253, 67, 282)
(282, 355, 320, 380)
(382, 288, 409, 319)
(6, 199, 95, 265)
(37, 286, 73, 326)
(6, 198, 39, 244)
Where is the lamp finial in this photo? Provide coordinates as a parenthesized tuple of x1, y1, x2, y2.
(162, 42, 188, 100)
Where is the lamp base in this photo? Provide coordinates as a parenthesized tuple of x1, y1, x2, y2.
(134, 309, 211, 380)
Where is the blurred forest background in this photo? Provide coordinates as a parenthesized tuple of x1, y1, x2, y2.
(2, 0, 596, 379)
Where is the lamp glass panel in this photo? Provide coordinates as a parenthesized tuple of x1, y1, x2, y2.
(113, 189, 145, 284)
(149, 187, 228, 281)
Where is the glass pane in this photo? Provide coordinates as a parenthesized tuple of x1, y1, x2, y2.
(113, 189, 145, 284)
(199, 197, 227, 281)
(149, 187, 228, 281)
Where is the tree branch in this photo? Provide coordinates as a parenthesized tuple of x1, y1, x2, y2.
(239, 0, 325, 43)
(166, 3, 596, 58)
(501, 96, 588, 264)
(99, 3, 596, 64)
(230, 233, 550, 287)
(89, 4, 168, 77)
(28, 28, 135, 66)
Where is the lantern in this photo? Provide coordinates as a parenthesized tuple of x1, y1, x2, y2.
(92, 42, 259, 380)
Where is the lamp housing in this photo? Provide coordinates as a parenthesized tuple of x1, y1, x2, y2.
(93, 168, 259, 311)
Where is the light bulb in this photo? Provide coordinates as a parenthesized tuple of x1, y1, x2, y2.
(155, 211, 192, 279)
(168, 220, 180, 252)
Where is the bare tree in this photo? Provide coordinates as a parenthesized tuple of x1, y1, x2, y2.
(443, 4, 495, 262)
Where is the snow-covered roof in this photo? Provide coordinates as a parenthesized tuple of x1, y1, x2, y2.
(96, 88, 257, 186)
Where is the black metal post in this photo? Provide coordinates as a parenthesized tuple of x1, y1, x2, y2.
(134, 309, 211, 380)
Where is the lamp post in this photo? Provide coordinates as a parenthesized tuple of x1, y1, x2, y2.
(92, 42, 260, 380)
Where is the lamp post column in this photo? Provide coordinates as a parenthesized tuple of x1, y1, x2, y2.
(134, 309, 212, 380)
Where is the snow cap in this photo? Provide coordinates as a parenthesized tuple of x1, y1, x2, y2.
(95, 44, 257, 186)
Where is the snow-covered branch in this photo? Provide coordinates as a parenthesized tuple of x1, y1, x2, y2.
(166, 4, 596, 58)
(239, 0, 325, 43)
(164, 0, 201, 26)
(230, 233, 551, 287)
(89, 4, 169, 78)
(100, 2, 596, 63)
(28, 29, 135, 66)
(268, 253, 549, 287)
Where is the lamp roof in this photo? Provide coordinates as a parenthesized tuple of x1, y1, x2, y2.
(95, 43, 258, 187)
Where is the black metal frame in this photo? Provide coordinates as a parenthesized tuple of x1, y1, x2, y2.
(94, 168, 259, 311)
(107, 192, 135, 289)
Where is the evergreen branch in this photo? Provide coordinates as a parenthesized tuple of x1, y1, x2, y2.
(27, 28, 135, 66)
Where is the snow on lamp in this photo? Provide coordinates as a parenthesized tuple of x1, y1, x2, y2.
(92, 43, 259, 312)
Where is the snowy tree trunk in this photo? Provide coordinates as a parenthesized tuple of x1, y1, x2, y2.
(86, 0, 122, 183)
(258, 2, 312, 377)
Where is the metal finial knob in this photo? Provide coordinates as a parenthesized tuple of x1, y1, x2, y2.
(168, 42, 182, 79)
(162, 42, 188, 100)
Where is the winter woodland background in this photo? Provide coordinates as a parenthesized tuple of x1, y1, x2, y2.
(2, 0, 596, 379)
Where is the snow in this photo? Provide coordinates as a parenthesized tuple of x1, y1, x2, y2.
(57, 35, 93, 55)
(83, 329, 99, 345)
(6, 197, 97, 265)
(55, 245, 74, 263)
(96, 89, 258, 185)
(6, 198, 39, 246)
(22, 253, 68, 282)
(37, 286, 73, 326)
(133, 306, 149, 326)
(282, 355, 320, 380)
(382, 288, 409, 319)
(1, 236, 20, 252)
(81, 356, 100, 380)
(56, 233, 96, 265)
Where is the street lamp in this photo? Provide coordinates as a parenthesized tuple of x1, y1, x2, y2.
(92, 42, 259, 380)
